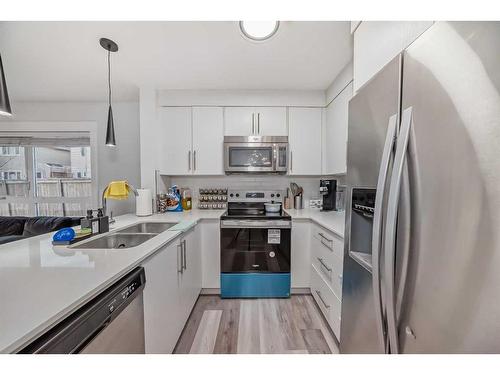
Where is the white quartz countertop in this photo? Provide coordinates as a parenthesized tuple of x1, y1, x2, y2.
(0, 209, 224, 353)
(285, 208, 345, 238)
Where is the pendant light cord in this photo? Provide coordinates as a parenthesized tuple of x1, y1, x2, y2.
(107, 49, 111, 106)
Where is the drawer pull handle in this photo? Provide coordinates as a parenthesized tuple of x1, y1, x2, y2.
(317, 257, 332, 273)
(318, 232, 333, 243)
(315, 290, 330, 309)
(320, 239, 333, 251)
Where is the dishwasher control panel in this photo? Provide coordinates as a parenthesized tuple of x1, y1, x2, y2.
(108, 278, 143, 314)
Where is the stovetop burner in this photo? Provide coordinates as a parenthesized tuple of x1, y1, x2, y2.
(220, 189, 290, 220)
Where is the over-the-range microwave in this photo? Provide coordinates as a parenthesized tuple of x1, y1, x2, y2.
(223, 136, 288, 174)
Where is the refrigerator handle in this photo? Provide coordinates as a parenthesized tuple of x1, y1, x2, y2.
(372, 114, 398, 353)
(384, 107, 413, 354)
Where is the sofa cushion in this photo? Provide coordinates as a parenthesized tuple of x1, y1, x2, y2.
(0, 216, 28, 236)
(22, 216, 81, 237)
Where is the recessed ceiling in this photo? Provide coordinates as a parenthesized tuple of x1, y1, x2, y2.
(0, 21, 352, 102)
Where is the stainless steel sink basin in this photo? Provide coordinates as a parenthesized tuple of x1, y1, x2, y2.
(117, 222, 177, 234)
(72, 233, 157, 249)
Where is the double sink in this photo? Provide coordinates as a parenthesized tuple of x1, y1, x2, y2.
(72, 222, 177, 249)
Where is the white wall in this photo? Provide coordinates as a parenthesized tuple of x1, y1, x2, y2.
(1, 101, 140, 215)
(326, 61, 353, 105)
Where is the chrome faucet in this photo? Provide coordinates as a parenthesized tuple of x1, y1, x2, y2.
(101, 183, 139, 224)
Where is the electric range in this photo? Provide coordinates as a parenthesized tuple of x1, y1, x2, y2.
(220, 190, 291, 298)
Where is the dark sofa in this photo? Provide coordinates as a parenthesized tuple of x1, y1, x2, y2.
(0, 216, 82, 245)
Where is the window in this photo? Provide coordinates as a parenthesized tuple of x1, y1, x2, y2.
(0, 135, 94, 217)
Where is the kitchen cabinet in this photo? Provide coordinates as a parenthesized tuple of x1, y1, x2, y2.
(192, 107, 224, 175)
(158, 107, 192, 175)
(159, 107, 224, 176)
(142, 240, 183, 354)
(142, 226, 201, 354)
(224, 107, 287, 136)
(291, 221, 311, 288)
(178, 226, 202, 318)
(288, 107, 322, 175)
(353, 21, 433, 92)
(201, 220, 221, 289)
(323, 82, 352, 175)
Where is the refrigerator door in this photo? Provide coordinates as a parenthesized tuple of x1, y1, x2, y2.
(340, 55, 402, 353)
(397, 21, 500, 353)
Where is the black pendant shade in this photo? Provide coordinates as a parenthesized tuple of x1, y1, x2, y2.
(100, 38, 118, 147)
(105, 105, 116, 146)
(0, 53, 12, 117)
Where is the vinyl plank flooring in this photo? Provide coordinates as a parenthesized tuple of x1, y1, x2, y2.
(174, 295, 337, 354)
(189, 309, 223, 354)
(301, 329, 331, 354)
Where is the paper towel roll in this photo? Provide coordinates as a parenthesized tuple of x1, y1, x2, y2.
(136, 189, 153, 216)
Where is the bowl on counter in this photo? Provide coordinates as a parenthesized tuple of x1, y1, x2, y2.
(264, 202, 282, 213)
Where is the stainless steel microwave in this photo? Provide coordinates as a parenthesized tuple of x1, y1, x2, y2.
(224, 136, 288, 174)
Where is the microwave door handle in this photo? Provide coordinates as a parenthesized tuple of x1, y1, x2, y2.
(252, 113, 255, 134)
(372, 113, 398, 353)
(384, 107, 413, 354)
(257, 113, 260, 134)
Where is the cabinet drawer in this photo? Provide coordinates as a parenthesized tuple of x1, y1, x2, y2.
(311, 224, 343, 259)
(310, 264, 341, 339)
(311, 237, 343, 298)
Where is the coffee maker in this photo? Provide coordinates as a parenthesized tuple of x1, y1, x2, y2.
(320, 179, 337, 211)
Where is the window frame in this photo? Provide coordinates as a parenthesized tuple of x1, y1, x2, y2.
(0, 122, 99, 216)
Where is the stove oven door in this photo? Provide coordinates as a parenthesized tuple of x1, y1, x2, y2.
(220, 220, 291, 273)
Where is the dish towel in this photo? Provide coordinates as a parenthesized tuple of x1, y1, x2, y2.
(104, 181, 130, 200)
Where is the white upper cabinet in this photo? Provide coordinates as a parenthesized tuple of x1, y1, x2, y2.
(224, 107, 287, 136)
(323, 82, 352, 175)
(253, 107, 287, 136)
(192, 107, 224, 175)
(224, 107, 255, 136)
(288, 107, 322, 175)
(159, 107, 192, 175)
(353, 21, 433, 92)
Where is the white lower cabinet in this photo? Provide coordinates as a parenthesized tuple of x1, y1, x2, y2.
(142, 226, 201, 353)
(201, 220, 221, 289)
(291, 220, 310, 288)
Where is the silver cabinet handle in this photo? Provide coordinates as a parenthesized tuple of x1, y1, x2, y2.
(315, 290, 330, 309)
(257, 113, 260, 134)
(177, 243, 183, 273)
(193, 150, 196, 171)
(384, 107, 413, 354)
(252, 113, 255, 134)
(290, 150, 293, 172)
(182, 239, 187, 270)
(318, 233, 333, 251)
(372, 114, 397, 353)
(188, 150, 191, 171)
(317, 257, 332, 273)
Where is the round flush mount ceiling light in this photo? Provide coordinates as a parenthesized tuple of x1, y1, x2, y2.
(239, 21, 280, 42)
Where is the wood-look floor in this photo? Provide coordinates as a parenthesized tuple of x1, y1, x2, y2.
(174, 295, 339, 354)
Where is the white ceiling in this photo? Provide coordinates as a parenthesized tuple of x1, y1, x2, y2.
(0, 21, 352, 102)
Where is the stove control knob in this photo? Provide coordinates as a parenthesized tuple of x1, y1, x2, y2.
(235, 193, 240, 197)
(230, 193, 234, 197)
(276, 193, 281, 198)
(271, 193, 275, 198)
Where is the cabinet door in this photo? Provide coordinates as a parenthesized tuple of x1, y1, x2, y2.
(291, 221, 310, 288)
(192, 107, 224, 175)
(224, 107, 255, 136)
(142, 241, 183, 353)
(159, 107, 192, 175)
(353, 21, 433, 92)
(323, 82, 352, 175)
(254, 107, 287, 136)
(179, 226, 202, 319)
(288, 107, 322, 175)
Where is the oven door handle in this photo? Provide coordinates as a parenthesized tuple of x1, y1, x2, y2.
(221, 219, 291, 228)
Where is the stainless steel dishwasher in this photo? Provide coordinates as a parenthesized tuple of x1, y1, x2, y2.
(20, 267, 146, 354)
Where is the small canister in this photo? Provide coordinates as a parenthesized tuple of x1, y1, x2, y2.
(294, 195, 303, 210)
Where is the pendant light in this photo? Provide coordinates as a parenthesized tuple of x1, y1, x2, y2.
(0, 53, 12, 117)
(100, 38, 118, 147)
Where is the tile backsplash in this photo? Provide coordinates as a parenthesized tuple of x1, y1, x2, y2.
(160, 175, 345, 206)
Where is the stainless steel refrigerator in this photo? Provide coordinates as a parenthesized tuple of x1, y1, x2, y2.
(340, 21, 500, 354)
